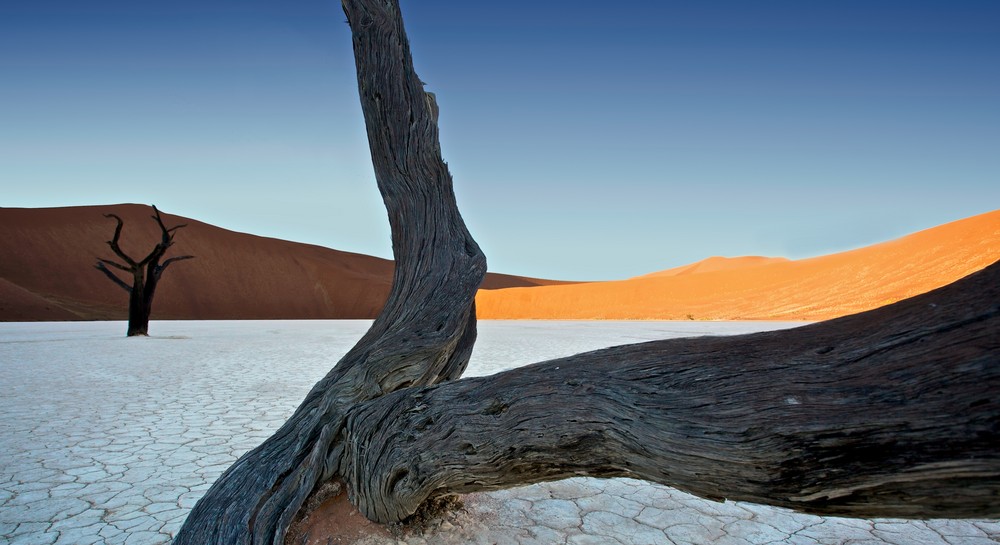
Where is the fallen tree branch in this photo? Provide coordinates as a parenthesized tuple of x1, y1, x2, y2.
(344, 261, 1000, 523)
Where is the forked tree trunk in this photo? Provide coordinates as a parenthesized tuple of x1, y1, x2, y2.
(174, 0, 999, 542)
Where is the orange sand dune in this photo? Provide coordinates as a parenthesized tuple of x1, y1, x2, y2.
(0, 204, 563, 321)
(477, 210, 1000, 321)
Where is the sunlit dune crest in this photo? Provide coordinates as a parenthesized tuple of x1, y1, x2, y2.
(633, 255, 792, 279)
(476, 210, 1000, 321)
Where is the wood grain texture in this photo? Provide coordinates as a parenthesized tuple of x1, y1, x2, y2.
(344, 262, 1000, 523)
(172, 0, 485, 542)
(175, 0, 999, 541)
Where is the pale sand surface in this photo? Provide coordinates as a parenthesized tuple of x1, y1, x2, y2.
(1, 320, 997, 545)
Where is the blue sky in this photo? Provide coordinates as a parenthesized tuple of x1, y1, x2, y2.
(2, 1, 998, 280)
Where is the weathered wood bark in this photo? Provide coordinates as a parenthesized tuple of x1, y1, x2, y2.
(172, 0, 486, 542)
(95, 205, 194, 336)
(343, 261, 1000, 523)
(174, 0, 999, 542)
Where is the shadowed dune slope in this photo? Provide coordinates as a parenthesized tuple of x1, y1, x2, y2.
(477, 210, 1000, 321)
(0, 204, 564, 321)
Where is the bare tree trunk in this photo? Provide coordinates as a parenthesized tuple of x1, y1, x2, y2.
(172, 0, 485, 542)
(126, 275, 147, 336)
(173, 0, 1000, 542)
(342, 261, 1000, 523)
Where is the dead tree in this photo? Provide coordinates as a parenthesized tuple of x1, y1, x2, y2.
(95, 205, 194, 336)
(173, 1, 999, 543)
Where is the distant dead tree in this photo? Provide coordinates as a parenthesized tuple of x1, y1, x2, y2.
(95, 205, 194, 336)
(173, 2, 999, 543)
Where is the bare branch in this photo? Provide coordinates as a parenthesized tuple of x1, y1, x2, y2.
(161, 255, 195, 267)
(94, 262, 132, 292)
(139, 246, 168, 267)
(150, 205, 187, 240)
(97, 258, 133, 272)
(150, 204, 166, 231)
(155, 255, 195, 277)
(103, 213, 138, 267)
(104, 213, 123, 239)
(140, 205, 189, 266)
(140, 206, 169, 265)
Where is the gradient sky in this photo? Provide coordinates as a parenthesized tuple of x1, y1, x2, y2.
(3, 1, 998, 280)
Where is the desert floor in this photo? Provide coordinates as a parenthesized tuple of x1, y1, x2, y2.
(2, 320, 997, 545)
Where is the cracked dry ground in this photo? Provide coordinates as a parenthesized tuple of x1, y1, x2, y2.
(330, 478, 1000, 545)
(2, 321, 998, 545)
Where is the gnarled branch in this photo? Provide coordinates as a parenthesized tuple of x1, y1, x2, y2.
(342, 261, 1000, 523)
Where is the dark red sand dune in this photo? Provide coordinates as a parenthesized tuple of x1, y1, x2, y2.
(0, 204, 562, 321)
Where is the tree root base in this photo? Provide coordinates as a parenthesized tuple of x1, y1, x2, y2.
(284, 481, 389, 545)
(390, 494, 466, 537)
(285, 482, 466, 545)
